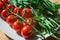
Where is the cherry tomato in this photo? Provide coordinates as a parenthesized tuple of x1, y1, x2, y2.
(21, 24, 34, 38)
(0, 8, 2, 15)
(6, 15, 17, 25)
(26, 18, 37, 26)
(0, 2, 4, 8)
(8, 4, 15, 9)
(13, 7, 22, 16)
(1, 9, 10, 20)
(2, 0, 8, 3)
(21, 8, 32, 18)
(12, 20, 25, 32)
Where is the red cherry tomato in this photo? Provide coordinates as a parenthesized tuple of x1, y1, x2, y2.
(12, 20, 25, 32)
(2, 0, 8, 3)
(26, 18, 37, 26)
(0, 8, 2, 15)
(21, 25, 34, 38)
(1, 9, 10, 20)
(21, 8, 32, 18)
(8, 4, 15, 9)
(13, 7, 22, 16)
(13, 7, 20, 13)
(0, 2, 4, 8)
(6, 15, 17, 25)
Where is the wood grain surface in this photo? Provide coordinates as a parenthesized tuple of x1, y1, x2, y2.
(0, 30, 10, 40)
(50, 0, 60, 4)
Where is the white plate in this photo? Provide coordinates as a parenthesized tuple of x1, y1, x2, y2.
(0, 17, 42, 40)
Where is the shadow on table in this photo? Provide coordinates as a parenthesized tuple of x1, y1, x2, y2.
(25, 36, 41, 40)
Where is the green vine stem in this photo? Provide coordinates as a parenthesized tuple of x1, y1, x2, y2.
(15, 14, 26, 22)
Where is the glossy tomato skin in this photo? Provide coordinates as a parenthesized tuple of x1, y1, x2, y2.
(6, 15, 17, 26)
(21, 8, 32, 18)
(12, 20, 25, 32)
(1, 9, 10, 20)
(0, 2, 4, 8)
(13, 7, 23, 16)
(21, 25, 34, 38)
(13, 7, 20, 13)
(8, 4, 15, 9)
(2, 0, 8, 3)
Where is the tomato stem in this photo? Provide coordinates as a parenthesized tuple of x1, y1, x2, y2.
(10, 11, 26, 22)
(15, 14, 26, 22)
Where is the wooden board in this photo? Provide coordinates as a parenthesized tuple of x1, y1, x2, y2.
(0, 30, 10, 40)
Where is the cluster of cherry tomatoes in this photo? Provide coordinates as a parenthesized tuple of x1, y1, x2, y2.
(0, 0, 37, 38)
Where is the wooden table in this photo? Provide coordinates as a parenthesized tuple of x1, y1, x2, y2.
(0, 30, 10, 40)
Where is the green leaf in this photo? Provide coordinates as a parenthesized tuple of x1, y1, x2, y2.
(45, 19, 51, 29)
(38, 22, 50, 33)
(28, 0, 39, 4)
(38, 3, 44, 10)
(55, 4, 60, 9)
(9, 0, 17, 6)
(38, 22, 47, 29)
(48, 18, 59, 27)
(46, 19, 54, 28)
(35, 15, 44, 21)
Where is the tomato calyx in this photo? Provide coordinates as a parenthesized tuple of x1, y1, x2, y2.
(6, 12, 12, 16)
(11, 18, 16, 22)
(26, 18, 37, 26)
(13, 7, 23, 16)
(18, 21, 21, 25)
(22, 10, 27, 16)
(28, 30, 34, 35)
(1, 9, 10, 19)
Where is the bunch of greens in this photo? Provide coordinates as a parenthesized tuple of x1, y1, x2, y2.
(9, 0, 60, 40)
